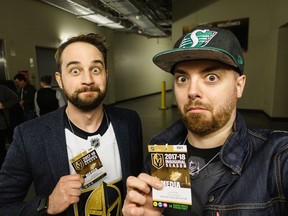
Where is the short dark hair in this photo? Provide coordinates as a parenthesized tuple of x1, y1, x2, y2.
(55, 33, 109, 72)
(13, 73, 27, 82)
(40, 75, 52, 85)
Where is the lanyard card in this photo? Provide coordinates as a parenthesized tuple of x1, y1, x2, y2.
(148, 144, 192, 211)
(70, 148, 107, 189)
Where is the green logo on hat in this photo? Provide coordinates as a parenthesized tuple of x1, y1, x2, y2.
(180, 29, 217, 48)
(237, 55, 244, 65)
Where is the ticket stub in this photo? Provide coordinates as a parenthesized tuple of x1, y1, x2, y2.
(70, 148, 106, 189)
(148, 144, 192, 211)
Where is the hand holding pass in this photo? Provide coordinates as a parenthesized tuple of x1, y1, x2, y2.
(122, 173, 163, 216)
(47, 174, 84, 215)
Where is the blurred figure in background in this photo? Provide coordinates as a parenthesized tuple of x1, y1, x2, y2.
(34, 74, 66, 116)
(13, 73, 36, 121)
(0, 84, 20, 168)
(0, 80, 24, 141)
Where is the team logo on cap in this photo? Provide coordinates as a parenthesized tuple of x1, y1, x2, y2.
(180, 29, 217, 48)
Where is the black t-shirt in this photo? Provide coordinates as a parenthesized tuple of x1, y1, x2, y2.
(163, 139, 226, 216)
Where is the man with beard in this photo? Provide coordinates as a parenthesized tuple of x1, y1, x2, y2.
(122, 26, 288, 216)
(0, 33, 143, 216)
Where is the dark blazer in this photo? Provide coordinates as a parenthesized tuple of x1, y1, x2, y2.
(21, 83, 36, 111)
(0, 104, 143, 215)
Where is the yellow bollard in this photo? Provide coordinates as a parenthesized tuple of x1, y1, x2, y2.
(159, 81, 167, 110)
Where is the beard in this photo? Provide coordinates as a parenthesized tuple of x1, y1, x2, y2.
(179, 95, 237, 137)
(62, 84, 106, 111)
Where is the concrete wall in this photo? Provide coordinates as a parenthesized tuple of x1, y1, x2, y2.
(274, 24, 288, 117)
(112, 33, 173, 101)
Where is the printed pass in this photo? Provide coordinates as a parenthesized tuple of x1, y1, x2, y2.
(70, 148, 106, 189)
(148, 145, 192, 211)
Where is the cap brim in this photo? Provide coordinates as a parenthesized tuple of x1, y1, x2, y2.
(153, 48, 238, 73)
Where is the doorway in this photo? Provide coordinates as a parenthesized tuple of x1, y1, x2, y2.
(35, 46, 57, 87)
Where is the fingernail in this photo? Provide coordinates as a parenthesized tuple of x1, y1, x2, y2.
(155, 182, 163, 188)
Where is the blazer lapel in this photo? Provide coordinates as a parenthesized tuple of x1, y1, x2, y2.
(43, 108, 70, 183)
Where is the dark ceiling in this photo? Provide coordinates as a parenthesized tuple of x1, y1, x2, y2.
(129, 0, 172, 35)
(39, 0, 172, 38)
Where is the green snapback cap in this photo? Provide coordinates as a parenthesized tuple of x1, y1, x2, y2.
(153, 25, 244, 74)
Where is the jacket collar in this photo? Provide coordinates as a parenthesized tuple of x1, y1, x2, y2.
(150, 111, 251, 174)
(220, 111, 250, 174)
(42, 106, 70, 183)
(149, 119, 187, 145)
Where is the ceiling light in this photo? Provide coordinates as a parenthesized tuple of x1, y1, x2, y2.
(79, 14, 125, 29)
(135, 14, 141, 20)
(66, 0, 92, 14)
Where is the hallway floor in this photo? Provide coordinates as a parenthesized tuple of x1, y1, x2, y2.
(116, 92, 180, 149)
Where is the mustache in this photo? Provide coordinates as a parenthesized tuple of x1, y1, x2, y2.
(75, 86, 100, 93)
(184, 100, 212, 112)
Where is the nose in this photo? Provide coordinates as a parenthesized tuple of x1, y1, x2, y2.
(81, 70, 94, 85)
(188, 79, 202, 100)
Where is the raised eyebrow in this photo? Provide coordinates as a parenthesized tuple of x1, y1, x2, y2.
(174, 65, 223, 74)
(174, 66, 223, 75)
(92, 60, 104, 66)
(201, 65, 226, 73)
(66, 60, 104, 68)
(174, 68, 187, 75)
(66, 61, 80, 68)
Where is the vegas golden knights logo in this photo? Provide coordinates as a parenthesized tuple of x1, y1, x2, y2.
(74, 181, 122, 216)
(151, 153, 164, 169)
(73, 159, 84, 171)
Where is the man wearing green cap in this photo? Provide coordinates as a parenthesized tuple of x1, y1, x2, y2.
(122, 25, 288, 216)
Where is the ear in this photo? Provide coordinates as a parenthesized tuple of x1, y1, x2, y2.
(236, 75, 246, 98)
(55, 72, 63, 89)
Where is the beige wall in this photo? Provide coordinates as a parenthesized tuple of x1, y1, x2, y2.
(173, 0, 288, 117)
(113, 33, 173, 101)
(274, 25, 288, 117)
(0, 0, 173, 104)
(0, 0, 104, 81)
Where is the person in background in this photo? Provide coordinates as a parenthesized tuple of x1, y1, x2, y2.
(34, 74, 66, 116)
(0, 84, 20, 168)
(13, 73, 37, 121)
(122, 25, 288, 216)
(0, 79, 24, 143)
(0, 33, 143, 216)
